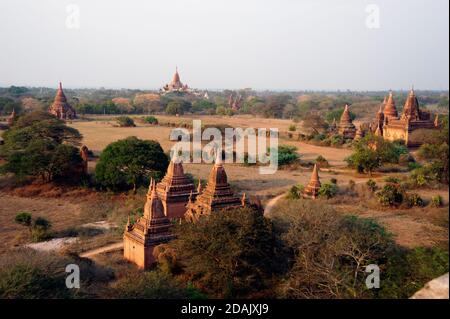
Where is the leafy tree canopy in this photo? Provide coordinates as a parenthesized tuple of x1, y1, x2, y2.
(95, 136, 169, 191)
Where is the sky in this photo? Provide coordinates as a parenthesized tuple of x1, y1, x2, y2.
(0, 0, 448, 91)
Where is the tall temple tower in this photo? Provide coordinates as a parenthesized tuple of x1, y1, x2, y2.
(383, 91, 398, 120)
(185, 152, 244, 222)
(48, 82, 76, 120)
(156, 157, 197, 219)
(338, 104, 356, 139)
(123, 180, 174, 269)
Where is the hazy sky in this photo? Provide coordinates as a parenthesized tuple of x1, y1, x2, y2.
(0, 0, 448, 90)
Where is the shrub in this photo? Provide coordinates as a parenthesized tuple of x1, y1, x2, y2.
(116, 116, 135, 127)
(431, 195, 443, 207)
(286, 185, 304, 200)
(276, 145, 299, 166)
(330, 134, 344, 146)
(143, 116, 158, 125)
(380, 247, 449, 298)
(113, 270, 187, 299)
(288, 124, 296, 132)
(408, 162, 422, 171)
(0, 249, 113, 298)
(409, 164, 441, 187)
(405, 193, 424, 207)
(32, 217, 52, 242)
(366, 179, 377, 192)
(15, 213, 52, 242)
(384, 176, 400, 184)
(15, 212, 32, 227)
(318, 182, 338, 199)
(167, 208, 282, 298)
(315, 155, 329, 168)
(376, 183, 404, 207)
(274, 199, 396, 299)
(330, 178, 337, 184)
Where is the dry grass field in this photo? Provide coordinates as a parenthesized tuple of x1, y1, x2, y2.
(0, 114, 448, 254)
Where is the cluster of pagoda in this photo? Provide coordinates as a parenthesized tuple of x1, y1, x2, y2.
(330, 88, 439, 147)
(123, 151, 252, 269)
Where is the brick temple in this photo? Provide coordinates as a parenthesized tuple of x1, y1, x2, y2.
(372, 88, 439, 146)
(338, 104, 356, 139)
(123, 179, 174, 269)
(48, 82, 76, 120)
(185, 152, 245, 222)
(162, 67, 189, 93)
(156, 157, 197, 219)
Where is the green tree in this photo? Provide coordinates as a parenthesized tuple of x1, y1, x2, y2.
(0, 97, 22, 115)
(345, 134, 407, 176)
(415, 116, 449, 184)
(143, 116, 158, 125)
(192, 100, 216, 113)
(165, 100, 191, 115)
(116, 116, 135, 127)
(0, 111, 83, 182)
(277, 145, 299, 166)
(95, 137, 169, 192)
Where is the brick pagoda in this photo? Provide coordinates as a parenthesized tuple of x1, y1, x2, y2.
(156, 157, 197, 219)
(338, 104, 356, 139)
(123, 179, 174, 269)
(48, 82, 76, 120)
(185, 152, 244, 222)
(303, 164, 321, 199)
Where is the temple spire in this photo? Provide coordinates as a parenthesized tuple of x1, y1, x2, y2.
(383, 91, 398, 119)
(303, 164, 321, 199)
(214, 147, 222, 165)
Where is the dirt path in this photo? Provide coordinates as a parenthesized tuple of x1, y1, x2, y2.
(80, 242, 123, 258)
(264, 194, 286, 217)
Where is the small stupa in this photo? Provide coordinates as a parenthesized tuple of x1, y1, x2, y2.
(303, 164, 321, 199)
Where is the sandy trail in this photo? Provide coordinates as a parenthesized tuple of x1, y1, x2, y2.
(80, 242, 123, 258)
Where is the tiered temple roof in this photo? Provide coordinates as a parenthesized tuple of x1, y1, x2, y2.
(303, 164, 321, 199)
(48, 82, 76, 120)
(185, 152, 243, 222)
(123, 179, 174, 269)
(401, 88, 422, 121)
(156, 156, 197, 219)
(383, 91, 398, 120)
(338, 104, 356, 139)
(380, 88, 436, 147)
(163, 67, 189, 92)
